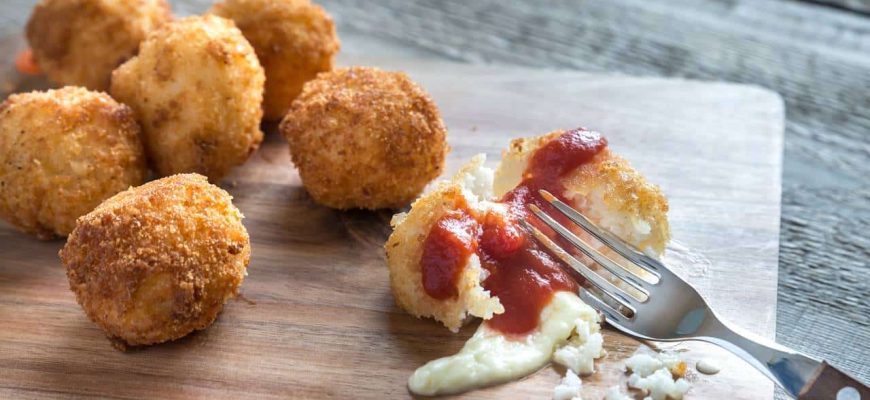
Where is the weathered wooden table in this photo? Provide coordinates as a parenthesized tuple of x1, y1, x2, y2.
(1, 0, 867, 397)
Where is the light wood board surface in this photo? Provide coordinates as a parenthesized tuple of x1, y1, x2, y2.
(3, 0, 869, 391)
(0, 59, 783, 399)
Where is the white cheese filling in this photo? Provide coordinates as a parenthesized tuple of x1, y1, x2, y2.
(408, 292, 601, 396)
(553, 314, 605, 375)
(553, 370, 584, 400)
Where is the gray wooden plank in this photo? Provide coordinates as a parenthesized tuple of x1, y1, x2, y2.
(778, 186, 870, 377)
(805, 0, 870, 13)
(300, 0, 870, 385)
(316, 0, 870, 186)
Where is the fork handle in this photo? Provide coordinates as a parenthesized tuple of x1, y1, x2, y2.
(798, 361, 870, 400)
(699, 314, 870, 399)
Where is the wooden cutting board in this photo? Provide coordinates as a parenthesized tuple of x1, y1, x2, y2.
(0, 57, 783, 399)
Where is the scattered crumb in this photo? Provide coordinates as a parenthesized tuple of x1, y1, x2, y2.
(551, 316, 605, 400)
(553, 369, 584, 400)
(625, 352, 686, 378)
(625, 351, 690, 400)
(628, 368, 690, 400)
(109, 337, 128, 352)
(625, 353, 663, 377)
(553, 318, 604, 375)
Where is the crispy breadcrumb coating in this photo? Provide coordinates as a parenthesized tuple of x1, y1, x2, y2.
(110, 15, 265, 181)
(280, 66, 448, 210)
(386, 156, 503, 331)
(211, 0, 340, 121)
(0, 87, 147, 239)
(26, 0, 171, 91)
(495, 130, 670, 256)
(60, 174, 251, 348)
(387, 130, 669, 332)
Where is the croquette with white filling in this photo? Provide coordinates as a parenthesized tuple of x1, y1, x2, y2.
(386, 155, 504, 332)
(494, 130, 670, 256)
(386, 130, 669, 332)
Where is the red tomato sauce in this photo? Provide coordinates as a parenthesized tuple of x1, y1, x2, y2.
(420, 211, 479, 300)
(420, 128, 607, 335)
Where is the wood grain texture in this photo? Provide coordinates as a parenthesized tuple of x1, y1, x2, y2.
(0, 61, 784, 399)
(806, 0, 870, 13)
(310, 0, 870, 182)
(291, 0, 870, 390)
(1, 0, 868, 395)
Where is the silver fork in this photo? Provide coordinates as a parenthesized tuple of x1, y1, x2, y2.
(524, 189, 869, 400)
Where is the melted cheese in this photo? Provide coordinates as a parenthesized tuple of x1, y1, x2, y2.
(408, 292, 600, 396)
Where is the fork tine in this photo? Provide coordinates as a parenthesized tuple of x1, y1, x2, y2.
(538, 190, 661, 279)
(521, 220, 639, 312)
(579, 288, 629, 324)
(528, 204, 650, 299)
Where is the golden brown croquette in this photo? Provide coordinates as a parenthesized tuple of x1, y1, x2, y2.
(386, 130, 669, 332)
(26, 0, 172, 91)
(386, 155, 504, 332)
(494, 130, 670, 256)
(110, 15, 265, 182)
(60, 174, 251, 348)
(211, 0, 340, 121)
(0, 87, 147, 239)
(280, 66, 448, 210)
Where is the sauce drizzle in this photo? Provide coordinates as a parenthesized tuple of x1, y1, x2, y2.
(420, 212, 479, 300)
(420, 128, 608, 335)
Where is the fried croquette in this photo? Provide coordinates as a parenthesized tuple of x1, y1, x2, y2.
(495, 130, 670, 256)
(386, 130, 669, 331)
(211, 0, 340, 121)
(60, 174, 251, 348)
(26, 0, 171, 91)
(280, 66, 448, 210)
(0, 87, 147, 239)
(386, 155, 504, 332)
(110, 15, 265, 181)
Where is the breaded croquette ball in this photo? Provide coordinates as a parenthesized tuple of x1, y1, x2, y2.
(110, 15, 265, 181)
(386, 155, 504, 332)
(386, 130, 669, 331)
(211, 0, 340, 121)
(26, 0, 171, 91)
(0, 87, 147, 239)
(60, 174, 251, 348)
(494, 130, 670, 255)
(280, 67, 448, 209)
